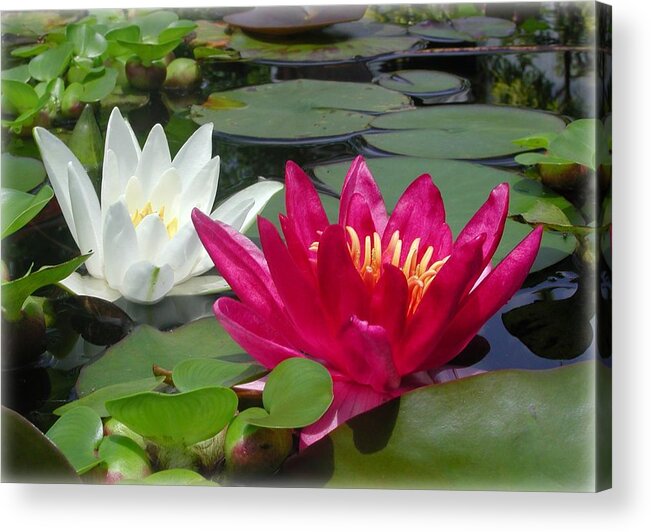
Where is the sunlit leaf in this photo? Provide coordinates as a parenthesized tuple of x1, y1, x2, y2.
(28, 42, 74, 81)
(1, 154, 46, 192)
(136, 468, 216, 486)
(173, 358, 266, 392)
(98, 435, 151, 483)
(1, 185, 53, 238)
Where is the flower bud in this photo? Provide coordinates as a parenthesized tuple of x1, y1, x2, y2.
(125, 57, 167, 91)
(164, 58, 200, 91)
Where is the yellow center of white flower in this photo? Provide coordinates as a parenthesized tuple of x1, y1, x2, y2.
(131, 201, 179, 238)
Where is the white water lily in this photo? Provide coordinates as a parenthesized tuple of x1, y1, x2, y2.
(33, 107, 283, 304)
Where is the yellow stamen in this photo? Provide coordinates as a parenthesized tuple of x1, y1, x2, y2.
(131, 201, 179, 238)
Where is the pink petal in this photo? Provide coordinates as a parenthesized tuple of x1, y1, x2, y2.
(427, 225, 544, 368)
(192, 209, 282, 319)
(317, 224, 369, 329)
(344, 192, 376, 239)
(279, 213, 314, 277)
(454, 183, 509, 267)
(382, 174, 446, 261)
(339, 156, 388, 234)
(300, 380, 393, 449)
(398, 234, 486, 375)
(370, 264, 408, 349)
(214, 297, 303, 369)
(285, 161, 329, 249)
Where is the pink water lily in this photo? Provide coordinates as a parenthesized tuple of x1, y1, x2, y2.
(192, 157, 543, 447)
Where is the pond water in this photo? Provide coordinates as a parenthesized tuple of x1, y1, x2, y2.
(1, 2, 611, 437)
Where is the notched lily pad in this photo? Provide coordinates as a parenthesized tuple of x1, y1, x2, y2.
(410, 16, 516, 43)
(374, 69, 468, 99)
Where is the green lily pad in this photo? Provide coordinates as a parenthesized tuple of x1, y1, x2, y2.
(1, 154, 46, 192)
(228, 21, 422, 64)
(1, 406, 80, 483)
(283, 361, 611, 491)
(54, 376, 166, 417)
(105, 387, 238, 447)
(410, 16, 516, 42)
(366, 104, 566, 159)
(191, 79, 410, 142)
(137, 468, 217, 486)
(45, 406, 103, 474)
(76, 317, 248, 396)
(98, 435, 151, 483)
(173, 358, 266, 392)
(248, 358, 333, 429)
(311, 157, 579, 272)
(374, 69, 467, 97)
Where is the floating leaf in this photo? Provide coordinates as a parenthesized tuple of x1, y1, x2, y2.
(1, 186, 54, 238)
(117, 39, 182, 64)
(80, 68, 118, 103)
(410, 16, 516, 42)
(2, 65, 32, 83)
(374, 69, 466, 97)
(228, 21, 421, 64)
(67, 23, 108, 58)
(137, 468, 216, 486)
(1, 154, 46, 192)
(28, 42, 74, 81)
(45, 406, 103, 474)
(76, 317, 247, 396)
(98, 435, 151, 483)
(1, 79, 40, 114)
(54, 377, 165, 417)
(158, 20, 197, 43)
(191, 79, 410, 142)
(173, 358, 266, 392)
(247, 358, 333, 429)
(366, 104, 566, 159)
(283, 362, 610, 492)
(1, 406, 79, 483)
(512, 200, 591, 235)
(188, 20, 230, 48)
(105, 387, 238, 447)
(132, 10, 179, 40)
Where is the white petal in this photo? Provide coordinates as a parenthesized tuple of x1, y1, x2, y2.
(58, 272, 122, 302)
(103, 107, 141, 185)
(100, 149, 122, 214)
(177, 156, 220, 226)
(121, 261, 174, 304)
(148, 167, 181, 215)
(212, 179, 284, 233)
(124, 176, 143, 214)
(210, 198, 254, 232)
(167, 275, 231, 296)
(172, 123, 214, 182)
(135, 213, 169, 263)
(102, 199, 138, 289)
(155, 223, 202, 283)
(33, 127, 87, 242)
(134, 124, 171, 197)
(67, 163, 103, 278)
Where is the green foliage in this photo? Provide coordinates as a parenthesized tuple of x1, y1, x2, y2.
(1, 186, 53, 238)
(173, 358, 266, 392)
(1, 154, 46, 192)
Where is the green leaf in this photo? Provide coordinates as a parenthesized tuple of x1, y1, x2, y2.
(512, 199, 589, 234)
(28, 42, 74, 81)
(1, 406, 80, 483)
(248, 358, 333, 429)
(80, 68, 117, 102)
(45, 406, 103, 474)
(548, 119, 608, 170)
(191, 79, 410, 142)
(67, 23, 108, 58)
(2, 65, 31, 83)
(76, 317, 248, 396)
(1, 185, 53, 238)
(410, 16, 516, 42)
(133, 10, 179, 40)
(98, 435, 151, 483)
(55, 376, 166, 417)
(375, 69, 466, 97)
(365, 104, 566, 159)
(137, 468, 216, 486)
(173, 358, 266, 392)
(283, 362, 611, 491)
(515, 152, 574, 166)
(117, 39, 182, 63)
(1, 154, 46, 192)
(11, 43, 51, 58)
(1, 254, 89, 321)
(512, 132, 557, 150)
(105, 25, 141, 57)
(158, 20, 197, 43)
(105, 387, 238, 447)
(1, 79, 40, 113)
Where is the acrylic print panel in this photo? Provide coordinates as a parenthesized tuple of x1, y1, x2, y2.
(0, 2, 611, 491)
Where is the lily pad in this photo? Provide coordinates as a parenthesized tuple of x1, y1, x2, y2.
(410, 16, 516, 43)
(98, 435, 151, 484)
(1, 154, 46, 192)
(374, 69, 467, 98)
(45, 406, 103, 474)
(105, 387, 238, 447)
(365, 104, 566, 159)
(228, 21, 422, 64)
(283, 361, 610, 491)
(1, 406, 79, 483)
(224, 6, 367, 36)
(137, 468, 216, 486)
(173, 358, 266, 392)
(191, 79, 410, 142)
(54, 376, 166, 417)
(248, 358, 333, 429)
(76, 317, 247, 396)
(311, 157, 579, 272)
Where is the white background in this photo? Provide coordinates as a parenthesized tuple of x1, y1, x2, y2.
(1, 0, 648, 530)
